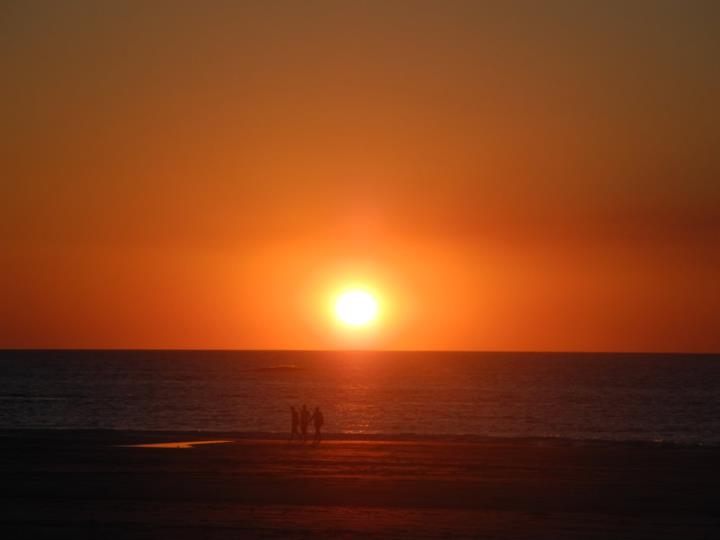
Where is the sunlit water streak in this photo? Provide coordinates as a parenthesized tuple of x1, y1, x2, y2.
(117, 440, 232, 448)
(1, 350, 719, 445)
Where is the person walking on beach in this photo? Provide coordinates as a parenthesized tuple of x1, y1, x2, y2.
(289, 406, 300, 443)
(310, 406, 324, 444)
(300, 404, 311, 442)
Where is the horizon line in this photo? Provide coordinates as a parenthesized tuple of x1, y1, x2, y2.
(1, 348, 718, 355)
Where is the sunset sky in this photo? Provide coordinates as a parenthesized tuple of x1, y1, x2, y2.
(2, 0, 719, 352)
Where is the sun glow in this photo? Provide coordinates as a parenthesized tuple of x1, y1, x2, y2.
(334, 289, 379, 326)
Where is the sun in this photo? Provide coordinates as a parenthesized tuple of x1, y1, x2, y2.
(334, 289, 379, 326)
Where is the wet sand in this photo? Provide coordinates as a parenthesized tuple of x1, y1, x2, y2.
(1, 430, 719, 538)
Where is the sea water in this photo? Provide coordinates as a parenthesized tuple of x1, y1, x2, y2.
(1, 350, 719, 444)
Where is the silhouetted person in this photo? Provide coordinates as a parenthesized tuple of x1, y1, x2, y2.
(289, 406, 300, 443)
(300, 404, 311, 442)
(310, 406, 324, 444)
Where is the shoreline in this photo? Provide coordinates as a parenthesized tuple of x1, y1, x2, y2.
(1, 427, 717, 449)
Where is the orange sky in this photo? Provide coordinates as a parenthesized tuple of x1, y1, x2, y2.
(2, 1, 719, 351)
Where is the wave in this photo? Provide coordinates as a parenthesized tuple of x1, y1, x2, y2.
(3, 428, 716, 448)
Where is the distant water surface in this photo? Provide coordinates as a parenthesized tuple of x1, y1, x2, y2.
(1, 350, 719, 445)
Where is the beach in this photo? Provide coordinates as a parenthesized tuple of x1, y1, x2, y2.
(2, 430, 718, 538)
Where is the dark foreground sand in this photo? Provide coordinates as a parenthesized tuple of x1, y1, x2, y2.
(1, 430, 719, 539)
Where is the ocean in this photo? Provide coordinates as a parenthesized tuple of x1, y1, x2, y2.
(1, 350, 719, 445)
